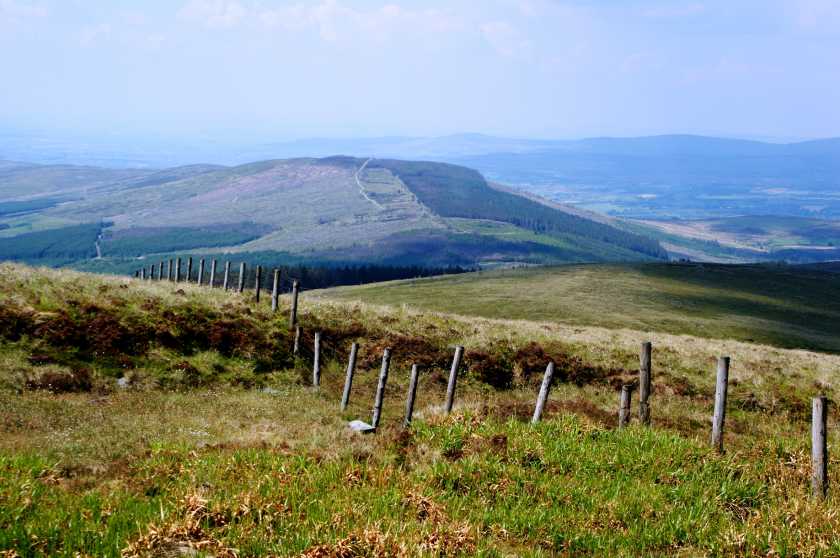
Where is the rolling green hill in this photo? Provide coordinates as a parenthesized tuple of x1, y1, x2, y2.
(320, 262, 840, 353)
(0, 156, 665, 269)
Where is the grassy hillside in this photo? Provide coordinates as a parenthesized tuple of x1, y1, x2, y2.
(321, 262, 840, 353)
(1, 264, 840, 555)
(0, 157, 666, 268)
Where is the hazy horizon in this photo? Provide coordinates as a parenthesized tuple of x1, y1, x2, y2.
(2, 0, 839, 141)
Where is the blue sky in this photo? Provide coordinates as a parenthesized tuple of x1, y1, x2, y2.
(1, 0, 839, 140)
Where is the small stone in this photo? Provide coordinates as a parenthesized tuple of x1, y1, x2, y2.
(348, 420, 376, 434)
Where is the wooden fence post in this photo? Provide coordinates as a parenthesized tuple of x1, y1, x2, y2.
(271, 269, 280, 312)
(168, 259, 174, 281)
(289, 280, 300, 327)
(187, 257, 193, 283)
(371, 348, 391, 430)
(313, 332, 322, 387)
(340, 342, 359, 411)
(197, 259, 205, 286)
(404, 363, 420, 428)
(223, 261, 230, 290)
(150, 265, 156, 280)
(445, 345, 464, 414)
(619, 384, 633, 428)
(711, 356, 730, 453)
(532, 361, 556, 424)
(134, 270, 139, 278)
(140, 268, 146, 280)
(812, 395, 829, 499)
(209, 259, 217, 288)
(237, 262, 246, 293)
(639, 341, 652, 425)
(293, 326, 301, 356)
(175, 258, 182, 283)
(158, 261, 164, 281)
(254, 265, 262, 302)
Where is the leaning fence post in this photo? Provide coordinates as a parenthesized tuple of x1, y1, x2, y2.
(237, 262, 246, 293)
(711, 356, 730, 453)
(187, 257, 193, 283)
(223, 261, 231, 290)
(197, 259, 205, 286)
(444, 345, 464, 414)
(812, 395, 829, 499)
(209, 259, 217, 288)
(289, 280, 300, 327)
(175, 258, 182, 283)
(271, 269, 280, 312)
(371, 348, 391, 430)
(254, 265, 262, 302)
(639, 341, 652, 425)
(619, 384, 633, 428)
(312, 332, 322, 387)
(532, 361, 556, 424)
(404, 363, 420, 428)
(293, 326, 301, 356)
(340, 342, 359, 411)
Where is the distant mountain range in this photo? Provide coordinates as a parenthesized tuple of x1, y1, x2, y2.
(0, 156, 666, 269)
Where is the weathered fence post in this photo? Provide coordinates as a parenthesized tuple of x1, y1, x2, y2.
(147, 265, 153, 280)
(293, 326, 301, 356)
(158, 261, 164, 281)
(312, 332, 322, 387)
(237, 262, 246, 293)
(639, 341, 652, 425)
(197, 259, 205, 286)
(340, 342, 359, 411)
(168, 259, 174, 281)
(711, 356, 730, 453)
(175, 258, 182, 283)
(271, 269, 280, 312)
(187, 257, 193, 283)
(140, 268, 146, 280)
(404, 363, 420, 428)
(444, 345, 464, 414)
(134, 270, 139, 278)
(289, 280, 299, 327)
(223, 261, 231, 290)
(532, 361, 556, 424)
(812, 395, 829, 499)
(371, 348, 391, 430)
(619, 384, 633, 428)
(209, 259, 217, 288)
(254, 265, 262, 302)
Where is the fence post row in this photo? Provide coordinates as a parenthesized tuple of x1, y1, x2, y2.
(445, 345, 464, 414)
(289, 280, 300, 328)
(812, 395, 829, 499)
(312, 332, 322, 387)
(371, 348, 391, 430)
(271, 269, 280, 312)
(711, 356, 730, 453)
(404, 363, 420, 428)
(340, 342, 359, 411)
(532, 361, 556, 424)
(619, 384, 633, 428)
(639, 341, 652, 425)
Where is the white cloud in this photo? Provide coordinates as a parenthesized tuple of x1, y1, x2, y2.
(480, 20, 533, 58)
(0, 0, 48, 26)
(178, 0, 247, 29)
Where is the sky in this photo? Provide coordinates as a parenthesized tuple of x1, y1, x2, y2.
(1, 0, 839, 141)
